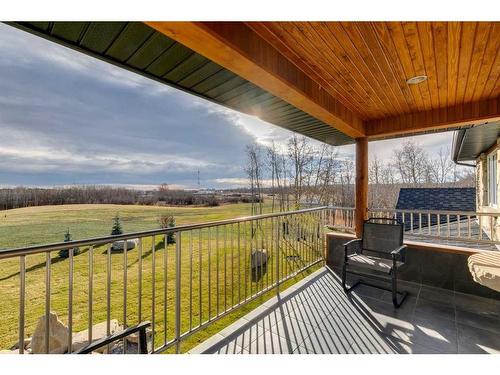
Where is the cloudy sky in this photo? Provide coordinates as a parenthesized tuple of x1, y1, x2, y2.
(0, 23, 455, 189)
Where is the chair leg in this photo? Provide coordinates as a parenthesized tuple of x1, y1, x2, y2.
(342, 264, 347, 291)
(391, 270, 398, 307)
(391, 269, 408, 308)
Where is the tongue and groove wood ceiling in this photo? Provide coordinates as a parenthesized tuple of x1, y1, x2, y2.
(249, 22, 499, 121)
(7, 21, 500, 144)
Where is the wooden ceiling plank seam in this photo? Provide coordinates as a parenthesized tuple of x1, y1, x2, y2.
(404, 22, 435, 111)
(482, 52, 500, 99)
(430, 22, 449, 115)
(369, 22, 419, 115)
(416, 22, 441, 111)
(472, 23, 499, 102)
(355, 22, 413, 114)
(246, 22, 364, 118)
(464, 23, 492, 105)
(456, 22, 478, 107)
(307, 22, 385, 116)
(276, 23, 373, 117)
(446, 22, 462, 109)
(325, 22, 401, 117)
(348, 22, 411, 115)
(303, 22, 389, 117)
(275, 22, 377, 118)
(386, 22, 426, 112)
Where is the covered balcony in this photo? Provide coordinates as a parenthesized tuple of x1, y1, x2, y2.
(0, 21, 499, 354)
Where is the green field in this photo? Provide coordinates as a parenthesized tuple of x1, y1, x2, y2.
(0, 203, 322, 353)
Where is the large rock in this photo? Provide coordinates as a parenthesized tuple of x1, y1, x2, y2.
(251, 249, 268, 269)
(111, 239, 137, 252)
(31, 312, 69, 354)
(71, 319, 122, 353)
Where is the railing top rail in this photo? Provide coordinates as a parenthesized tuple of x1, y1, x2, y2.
(368, 208, 490, 216)
(327, 206, 491, 216)
(0, 206, 327, 259)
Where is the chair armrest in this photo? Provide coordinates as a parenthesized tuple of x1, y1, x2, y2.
(391, 245, 407, 263)
(344, 238, 362, 262)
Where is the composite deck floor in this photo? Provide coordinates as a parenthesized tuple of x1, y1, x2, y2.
(190, 267, 500, 354)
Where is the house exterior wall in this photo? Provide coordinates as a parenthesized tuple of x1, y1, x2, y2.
(476, 138, 500, 242)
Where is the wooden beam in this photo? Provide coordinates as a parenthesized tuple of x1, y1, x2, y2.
(366, 97, 500, 139)
(355, 137, 368, 237)
(145, 22, 365, 139)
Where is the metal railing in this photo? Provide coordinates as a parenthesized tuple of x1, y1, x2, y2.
(0, 207, 326, 354)
(324, 206, 500, 247)
(324, 206, 355, 233)
(369, 208, 500, 246)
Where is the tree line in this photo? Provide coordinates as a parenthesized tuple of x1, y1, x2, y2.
(0, 185, 257, 211)
(245, 136, 475, 210)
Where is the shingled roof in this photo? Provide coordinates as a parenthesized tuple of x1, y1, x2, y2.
(396, 187, 476, 212)
(395, 188, 476, 231)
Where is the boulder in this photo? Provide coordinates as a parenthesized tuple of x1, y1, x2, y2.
(71, 319, 122, 353)
(111, 239, 137, 252)
(31, 312, 69, 354)
(251, 249, 268, 269)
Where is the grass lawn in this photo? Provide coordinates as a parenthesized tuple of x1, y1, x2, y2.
(0, 203, 324, 352)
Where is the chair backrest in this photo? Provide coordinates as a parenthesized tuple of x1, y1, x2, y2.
(362, 218, 403, 254)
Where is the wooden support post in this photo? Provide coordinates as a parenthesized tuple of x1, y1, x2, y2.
(355, 137, 368, 238)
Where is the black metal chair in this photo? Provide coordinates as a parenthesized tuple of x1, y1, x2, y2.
(342, 218, 408, 308)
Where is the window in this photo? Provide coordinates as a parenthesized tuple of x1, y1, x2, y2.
(487, 152, 497, 206)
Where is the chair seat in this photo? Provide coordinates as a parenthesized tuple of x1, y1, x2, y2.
(347, 254, 402, 274)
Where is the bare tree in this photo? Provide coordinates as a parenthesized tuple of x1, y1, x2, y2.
(288, 135, 314, 209)
(392, 141, 430, 184)
(429, 147, 454, 183)
(245, 143, 264, 216)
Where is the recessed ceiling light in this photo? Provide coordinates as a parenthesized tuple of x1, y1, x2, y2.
(407, 75, 428, 85)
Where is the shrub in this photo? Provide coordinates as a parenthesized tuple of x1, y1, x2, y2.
(158, 213, 176, 244)
(58, 229, 81, 258)
(111, 215, 123, 235)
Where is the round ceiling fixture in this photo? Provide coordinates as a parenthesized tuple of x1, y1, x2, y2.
(406, 75, 428, 85)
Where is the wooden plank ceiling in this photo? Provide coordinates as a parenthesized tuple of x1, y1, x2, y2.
(8, 21, 500, 143)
